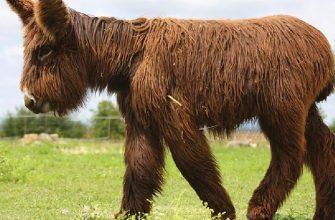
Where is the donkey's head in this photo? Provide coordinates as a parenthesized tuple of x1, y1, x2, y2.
(7, 0, 88, 115)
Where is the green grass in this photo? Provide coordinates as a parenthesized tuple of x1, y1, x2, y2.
(0, 139, 314, 219)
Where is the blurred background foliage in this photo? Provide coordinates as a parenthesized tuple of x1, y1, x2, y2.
(1, 100, 334, 138)
(0, 101, 125, 139)
(91, 101, 125, 139)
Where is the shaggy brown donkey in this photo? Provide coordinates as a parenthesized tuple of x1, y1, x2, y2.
(7, 0, 335, 219)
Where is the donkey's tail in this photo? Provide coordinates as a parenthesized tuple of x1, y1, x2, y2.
(305, 104, 334, 155)
(316, 62, 335, 102)
(316, 79, 335, 102)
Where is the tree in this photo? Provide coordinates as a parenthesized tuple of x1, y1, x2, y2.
(91, 101, 125, 139)
(0, 107, 87, 138)
(330, 120, 335, 133)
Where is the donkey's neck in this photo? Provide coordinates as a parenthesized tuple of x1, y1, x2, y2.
(71, 11, 145, 93)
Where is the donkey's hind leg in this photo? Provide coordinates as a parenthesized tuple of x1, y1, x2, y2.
(305, 104, 335, 220)
(247, 106, 307, 219)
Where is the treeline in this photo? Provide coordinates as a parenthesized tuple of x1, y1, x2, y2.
(331, 123, 335, 133)
(0, 101, 124, 139)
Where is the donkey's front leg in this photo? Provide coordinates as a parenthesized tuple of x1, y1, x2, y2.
(116, 121, 165, 219)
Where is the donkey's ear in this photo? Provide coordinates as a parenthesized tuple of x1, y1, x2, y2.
(34, 0, 70, 41)
(6, 0, 33, 25)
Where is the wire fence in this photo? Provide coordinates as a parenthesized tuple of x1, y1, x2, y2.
(0, 115, 125, 141)
(0, 115, 267, 146)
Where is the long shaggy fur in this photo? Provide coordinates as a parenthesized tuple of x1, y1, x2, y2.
(7, 0, 335, 219)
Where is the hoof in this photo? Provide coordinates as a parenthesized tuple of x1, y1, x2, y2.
(247, 206, 273, 220)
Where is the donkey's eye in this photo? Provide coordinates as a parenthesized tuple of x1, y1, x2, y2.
(37, 46, 53, 61)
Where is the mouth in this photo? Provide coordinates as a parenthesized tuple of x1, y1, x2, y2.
(23, 89, 53, 114)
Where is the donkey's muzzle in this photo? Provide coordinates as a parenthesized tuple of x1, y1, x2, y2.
(24, 95, 51, 114)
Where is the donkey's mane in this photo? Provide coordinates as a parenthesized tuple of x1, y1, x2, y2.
(69, 10, 151, 93)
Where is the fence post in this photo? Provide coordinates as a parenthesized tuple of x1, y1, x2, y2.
(44, 116, 47, 133)
(24, 117, 27, 135)
(108, 118, 111, 139)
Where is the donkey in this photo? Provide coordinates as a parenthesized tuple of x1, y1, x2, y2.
(6, 0, 335, 219)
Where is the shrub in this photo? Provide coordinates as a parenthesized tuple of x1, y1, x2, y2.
(91, 101, 125, 139)
(330, 121, 335, 133)
(0, 107, 87, 138)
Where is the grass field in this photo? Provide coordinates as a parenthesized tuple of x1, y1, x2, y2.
(0, 139, 315, 219)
